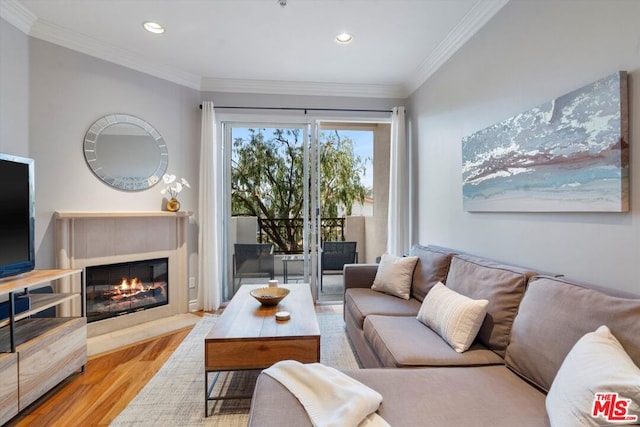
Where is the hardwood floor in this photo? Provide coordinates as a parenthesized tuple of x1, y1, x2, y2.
(6, 304, 341, 426)
(7, 321, 200, 427)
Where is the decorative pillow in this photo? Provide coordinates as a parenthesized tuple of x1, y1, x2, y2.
(416, 282, 488, 353)
(546, 325, 640, 427)
(371, 253, 419, 300)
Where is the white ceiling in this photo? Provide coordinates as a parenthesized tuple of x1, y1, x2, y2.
(1, 0, 508, 98)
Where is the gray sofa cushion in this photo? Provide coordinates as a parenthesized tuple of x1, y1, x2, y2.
(343, 263, 379, 290)
(344, 288, 421, 329)
(344, 308, 385, 368)
(363, 315, 504, 367)
(408, 244, 455, 301)
(249, 366, 549, 427)
(445, 254, 537, 357)
(505, 275, 640, 392)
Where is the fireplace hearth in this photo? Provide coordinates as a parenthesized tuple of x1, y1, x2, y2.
(86, 258, 169, 323)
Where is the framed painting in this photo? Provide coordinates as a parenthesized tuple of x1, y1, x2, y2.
(462, 71, 628, 212)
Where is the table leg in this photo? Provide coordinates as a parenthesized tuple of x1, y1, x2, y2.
(205, 370, 255, 416)
(205, 370, 220, 417)
(204, 370, 209, 417)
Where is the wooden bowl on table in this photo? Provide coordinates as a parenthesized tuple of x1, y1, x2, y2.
(250, 287, 290, 306)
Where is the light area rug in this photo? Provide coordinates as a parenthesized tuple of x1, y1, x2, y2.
(111, 311, 359, 426)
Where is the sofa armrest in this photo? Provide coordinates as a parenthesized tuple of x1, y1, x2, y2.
(343, 264, 379, 290)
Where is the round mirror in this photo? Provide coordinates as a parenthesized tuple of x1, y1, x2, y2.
(83, 114, 169, 191)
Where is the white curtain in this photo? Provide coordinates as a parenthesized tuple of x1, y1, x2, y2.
(198, 101, 222, 311)
(387, 106, 409, 256)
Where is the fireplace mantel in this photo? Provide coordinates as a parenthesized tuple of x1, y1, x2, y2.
(55, 211, 192, 219)
(55, 211, 191, 337)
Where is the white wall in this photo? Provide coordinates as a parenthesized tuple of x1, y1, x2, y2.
(27, 38, 201, 272)
(1, 18, 204, 303)
(408, 0, 640, 293)
(0, 18, 29, 156)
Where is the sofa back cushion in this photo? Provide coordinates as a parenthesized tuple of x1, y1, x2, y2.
(409, 244, 455, 302)
(445, 254, 537, 357)
(505, 276, 640, 392)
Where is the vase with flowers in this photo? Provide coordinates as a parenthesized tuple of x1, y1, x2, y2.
(160, 174, 190, 212)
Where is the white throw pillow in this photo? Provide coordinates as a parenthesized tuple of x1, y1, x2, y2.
(546, 325, 640, 427)
(416, 282, 488, 353)
(371, 253, 419, 300)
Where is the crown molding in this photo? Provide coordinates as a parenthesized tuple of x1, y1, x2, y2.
(27, 18, 202, 90)
(0, 0, 409, 98)
(0, 0, 37, 34)
(1, 0, 201, 91)
(201, 77, 408, 99)
(403, 0, 510, 95)
(3, 0, 504, 99)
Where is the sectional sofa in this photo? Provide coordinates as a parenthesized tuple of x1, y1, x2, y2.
(249, 245, 640, 426)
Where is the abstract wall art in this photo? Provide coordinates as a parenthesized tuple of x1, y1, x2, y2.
(462, 71, 628, 212)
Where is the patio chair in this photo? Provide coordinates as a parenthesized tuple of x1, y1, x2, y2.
(233, 243, 275, 290)
(321, 241, 358, 291)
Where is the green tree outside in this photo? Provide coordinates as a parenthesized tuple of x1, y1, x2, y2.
(231, 127, 369, 252)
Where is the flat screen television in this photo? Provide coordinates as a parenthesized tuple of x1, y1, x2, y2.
(0, 153, 35, 278)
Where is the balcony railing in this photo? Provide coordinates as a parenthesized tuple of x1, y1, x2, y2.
(257, 217, 345, 254)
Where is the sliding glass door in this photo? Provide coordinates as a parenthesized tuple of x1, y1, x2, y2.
(223, 124, 315, 300)
(222, 118, 390, 303)
(314, 122, 377, 301)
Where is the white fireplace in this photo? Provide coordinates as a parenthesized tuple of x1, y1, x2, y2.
(55, 211, 190, 338)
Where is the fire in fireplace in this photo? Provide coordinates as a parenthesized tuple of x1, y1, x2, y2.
(85, 258, 168, 322)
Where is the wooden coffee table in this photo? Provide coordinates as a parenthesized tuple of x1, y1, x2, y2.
(204, 283, 320, 415)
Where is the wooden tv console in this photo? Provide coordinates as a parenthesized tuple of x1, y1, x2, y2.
(0, 269, 86, 424)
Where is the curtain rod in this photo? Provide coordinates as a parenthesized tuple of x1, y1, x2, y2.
(199, 104, 393, 114)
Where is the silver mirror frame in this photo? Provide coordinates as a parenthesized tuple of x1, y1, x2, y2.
(83, 113, 169, 191)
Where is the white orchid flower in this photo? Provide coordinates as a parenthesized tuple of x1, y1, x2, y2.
(160, 173, 189, 199)
(172, 183, 183, 193)
(162, 174, 177, 184)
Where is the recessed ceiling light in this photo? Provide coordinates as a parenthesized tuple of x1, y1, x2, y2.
(143, 21, 165, 34)
(335, 32, 354, 44)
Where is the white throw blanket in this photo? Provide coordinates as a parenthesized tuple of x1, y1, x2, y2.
(263, 360, 390, 427)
